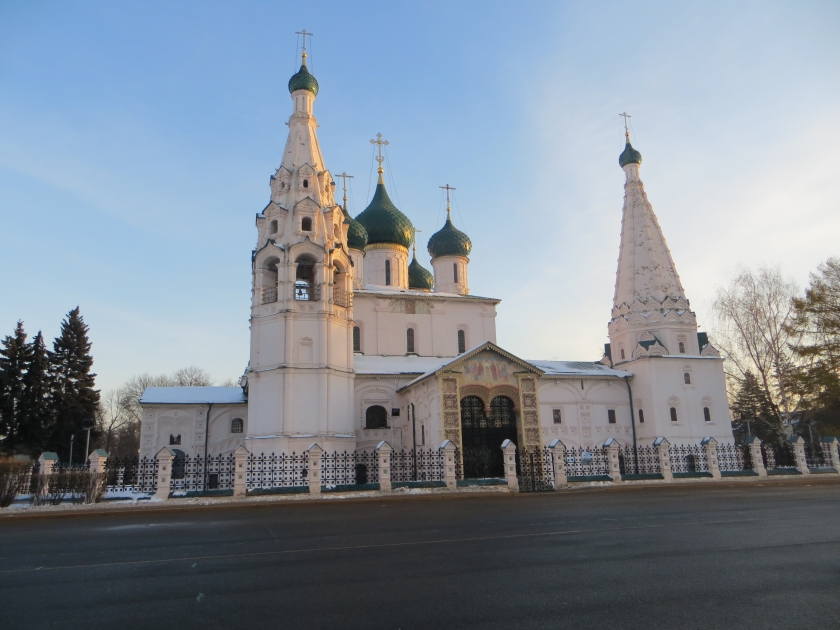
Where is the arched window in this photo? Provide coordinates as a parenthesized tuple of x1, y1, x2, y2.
(353, 326, 361, 353)
(365, 405, 388, 429)
(385, 260, 391, 286)
(678, 341, 686, 353)
(303, 179, 309, 189)
(406, 327, 415, 353)
(295, 257, 316, 300)
(703, 407, 711, 422)
(684, 372, 691, 385)
(453, 263, 459, 283)
(231, 418, 243, 434)
(169, 434, 181, 445)
(301, 217, 312, 231)
(620, 348, 625, 360)
(638, 409, 645, 423)
(670, 407, 678, 422)
(458, 329, 466, 354)
(270, 219, 278, 234)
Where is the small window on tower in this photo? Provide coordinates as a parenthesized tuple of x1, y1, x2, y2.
(670, 407, 678, 422)
(353, 326, 361, 353)
(453, 263, 459, 283)
(704, 407, 711, 422)
(458, 329, 466, 354)
(638, 409, 645, 423)
(301, 217, 312, 231)
(303, 179, 309, 189)
(608, 409, 617, 424)
(620, 348, 625, 360)
(270, 220, 278, 234)
(679, 341, 686, 353)
(552, 409, 562, 424)
(385, 260, 391, 286)
(406, 327, 415, 353)
(684, 372, 691, 385)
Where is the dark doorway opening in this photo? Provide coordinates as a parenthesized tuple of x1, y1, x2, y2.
(460, 395, 518, 479)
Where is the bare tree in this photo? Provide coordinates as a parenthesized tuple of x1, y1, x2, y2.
(172, 366, 214, 387)
(711, 264, 803, 437)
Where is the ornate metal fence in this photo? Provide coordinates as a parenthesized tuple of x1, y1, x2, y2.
(619, 445, 662, 475)
(321, 451, 379, 487)
(247, 452, 309, 491)
(104, 456, 157, 493)
(565, 446, 610, 477)
(716, 443, 753, 472)
(390, 448, 445, 483)
(669, 444, 709, 474)
(762, 442, 797, 470)
(804, 441, 828, 468)
(517, 446, 554, 492)
(170, 453, 236, 493)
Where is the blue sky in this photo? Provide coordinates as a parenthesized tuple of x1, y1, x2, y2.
(2, 1, 838, 392)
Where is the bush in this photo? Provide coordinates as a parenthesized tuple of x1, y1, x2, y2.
(0, 458, 34, 508)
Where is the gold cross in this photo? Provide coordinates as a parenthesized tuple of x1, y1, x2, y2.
(336, 172, 354, 208)
(619, 112, 631, 139)
(295, 30, 313, 56)
(370, 133, 389, 167)
(439, 184, 456, 215)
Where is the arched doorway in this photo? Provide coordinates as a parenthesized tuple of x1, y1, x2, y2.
(460, 395, 518, 479)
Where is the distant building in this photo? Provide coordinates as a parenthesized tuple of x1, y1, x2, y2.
(139, 50, 733, 478)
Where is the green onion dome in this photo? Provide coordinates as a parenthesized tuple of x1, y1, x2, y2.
(344, 211, 368, 251)
(619, 140, 642, 168)
(288, 62, 319, 96)
(427, 214, 471, 259)
(355, 178, 414, 249)
(408, 253, 434, 291)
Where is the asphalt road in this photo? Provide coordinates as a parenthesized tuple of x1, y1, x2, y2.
(1, 480, 839, 630)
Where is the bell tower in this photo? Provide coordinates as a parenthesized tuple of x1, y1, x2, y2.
(246, 33, 356, 454)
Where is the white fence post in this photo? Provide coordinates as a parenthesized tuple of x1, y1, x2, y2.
(154, 447, 175, 501)
(603, 439, 623, 483)
(654, 438, 672, 481)
(233, 445, 249, 497)
(440, 440, 458, 490)
(747, 436, 766, 477)
(548, 439, 567, 489)
(501, 439, 519, 492)
(87, 449, 108, 475)
(701, 437, 721, 480)
(376, 441, 393, 491)
(821, 437, 840, 473)
(38, 452, 59, 477)
(789, 436, 810, 475)
(306, 443, 323, 495)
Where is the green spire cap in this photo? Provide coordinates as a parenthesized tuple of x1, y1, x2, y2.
(427, 213, 471, 259)
(355, 180, 414, 249)
(619, 140, 642, 168)
(408, 250, 434, 291)
(288, 58, 319, 96)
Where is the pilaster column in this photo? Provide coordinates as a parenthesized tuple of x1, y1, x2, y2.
(376, 441, 393, 491)
(604, 439, 623, 483)
(233, 445, 249, 497)
(821, 437, 840, 472)
(441, 440, 458, 490)
(701, 437, 721, 480)
(87, 449, 108, 475)
(789, 436, 810, 475)
(38, 452, 59, 477)
(746, 437, 766, 477)
(654, 438, 672, 481)
(154, 447, 176, 501)
(306, 443, 323, 495)
(548, 439, 567, 489)
(501, 439, 519, 492)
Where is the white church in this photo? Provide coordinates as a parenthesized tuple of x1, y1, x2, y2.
(139, 45, 735, 479)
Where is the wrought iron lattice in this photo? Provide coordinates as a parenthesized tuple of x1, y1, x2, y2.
(716, 444, 752, 471)
(169, 454, 236, 493)
(460, 395, 517, 479)
(804, 441, 828, 468)
(762, 442, 796, 469)
(619, 445, 662, 475)
(565, 446, 610, 477)
(320, 451, 379, 487)
(246, 452, 309, 490)
(516, 447, 554, 492)
(390, 449, 445, 483)
(104, 456, 157, 492)
(668, 444, 709, 473)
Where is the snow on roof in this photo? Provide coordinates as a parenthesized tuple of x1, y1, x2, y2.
(139, 386, 247, 405)
(357, 284, 499, 301)
(354, 354, 450, 376)
(527, 360, 631, 377)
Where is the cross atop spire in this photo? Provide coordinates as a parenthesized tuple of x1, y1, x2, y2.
(370, 133, 389, 175)
(295, 29, 313, 63)
(619, 112, 631, 141)
(336, 172, 354, 211)
(439, 184, 456, 216)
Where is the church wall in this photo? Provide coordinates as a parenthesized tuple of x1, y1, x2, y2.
(139, 403, 248, 459)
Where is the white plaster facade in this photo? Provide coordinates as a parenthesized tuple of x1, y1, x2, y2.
(139, 55, 735, 468)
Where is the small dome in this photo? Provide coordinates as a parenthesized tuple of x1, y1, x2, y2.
(427, 215, 471, 259)
(408, 255, 434, 291)
(288, 62, 319, 96)
(355, 180, 414, 249)
(345, 210, 368, 251)
(619, 141, 642, 168)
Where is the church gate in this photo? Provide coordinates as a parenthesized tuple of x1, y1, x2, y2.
(460, 395, 518, 479)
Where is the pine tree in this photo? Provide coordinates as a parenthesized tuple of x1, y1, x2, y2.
(0, 322, 33, 453)
(18, 332, 51, 455)
(731, 371, 781, 444)
(46, 308, 100, 461)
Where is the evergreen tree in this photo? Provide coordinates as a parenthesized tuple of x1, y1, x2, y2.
(731, 371, 781, 444)
(18, 332, 51, 455)
(0, 322, 32, 453)
(46, 308, 100, 461)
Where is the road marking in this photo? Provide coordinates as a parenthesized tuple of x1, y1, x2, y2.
(0, 517, 765, 574)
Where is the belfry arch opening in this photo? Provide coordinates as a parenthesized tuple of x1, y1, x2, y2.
(295, 256, 317, 301)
